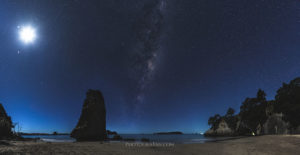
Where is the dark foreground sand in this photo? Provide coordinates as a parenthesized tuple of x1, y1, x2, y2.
(0, 135, 300, 155)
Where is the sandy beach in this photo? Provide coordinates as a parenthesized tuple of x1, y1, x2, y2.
(0, 135, 299, 155)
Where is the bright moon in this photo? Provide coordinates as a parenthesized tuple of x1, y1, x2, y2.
(19, 26, 36, 44)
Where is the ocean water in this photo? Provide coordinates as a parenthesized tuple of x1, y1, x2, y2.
(22, 135, 76, 142)
(22, 134, 222, 144)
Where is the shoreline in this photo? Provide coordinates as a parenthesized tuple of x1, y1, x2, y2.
(22, 133, 214, 144)
(1, 135, 299, 154)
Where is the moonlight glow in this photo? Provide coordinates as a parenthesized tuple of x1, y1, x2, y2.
(19, 26, 36, 44)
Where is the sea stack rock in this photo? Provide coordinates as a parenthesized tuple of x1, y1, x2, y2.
(71, 89, 106, 141)
(0, 103, 13, 139)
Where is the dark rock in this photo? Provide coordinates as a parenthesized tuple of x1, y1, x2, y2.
(71, 89, 106, 141)
(141, 138, 150, 142)
(0, 103, 13, 139)
(106, 130, 118, 135)
(123, 138, 135, 141)
(0, 141, 10, 146)
(112, 135, 123, 140)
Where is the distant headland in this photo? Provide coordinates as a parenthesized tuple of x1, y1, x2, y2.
(20, 132, 69, 136)
(154, 131, 183, 135)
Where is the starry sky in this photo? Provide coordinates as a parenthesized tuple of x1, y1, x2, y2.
(0, 0, 299, 133)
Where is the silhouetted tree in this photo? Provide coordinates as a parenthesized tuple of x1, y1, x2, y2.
(275, 77, 300, 130)
(239, 89, 268, 134)
(225, 108, 235, 117)
(257, 89, 267, 101)
(265, 100, 275, 116)
(208, 114, 221, 130)
(224, 107, 238, 130)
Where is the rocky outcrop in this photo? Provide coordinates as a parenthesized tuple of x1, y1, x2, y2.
(205, 119, 233, 136)
(106, 130, 118, 135)
(263, 113, 289, 135)
(0, 103, 13, 139)
(291, 126, 300, 134)
(71, 90, 106, 141)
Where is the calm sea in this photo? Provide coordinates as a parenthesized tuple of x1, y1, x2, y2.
(22, 134, 222, 143)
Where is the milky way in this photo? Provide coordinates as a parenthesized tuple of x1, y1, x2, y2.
(131, 0, 166, 105)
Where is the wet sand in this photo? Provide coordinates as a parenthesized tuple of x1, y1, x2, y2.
(0, 135, 300, 155)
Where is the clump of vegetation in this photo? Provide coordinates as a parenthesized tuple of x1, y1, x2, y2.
(238, 89, 269, 134)
(274, 78, 300, 132)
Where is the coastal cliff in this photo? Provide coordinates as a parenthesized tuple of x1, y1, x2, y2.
(205, 77, 300, 137)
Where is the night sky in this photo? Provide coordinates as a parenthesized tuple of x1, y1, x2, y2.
(0, 0, 299, 133)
